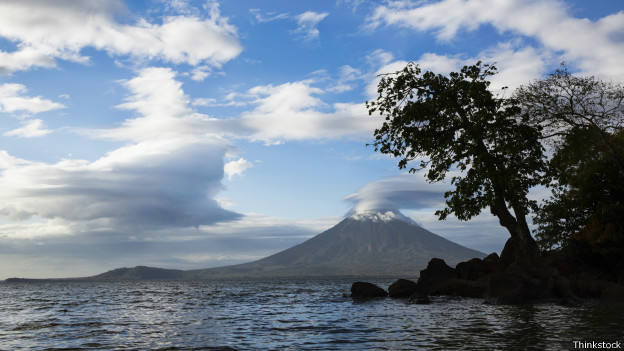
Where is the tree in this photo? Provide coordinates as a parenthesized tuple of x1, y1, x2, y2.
(533, 127, 624, 253)
(367, 62, 546, 264)
(515, 65, 624, 172)
(516, 66, 624, 252)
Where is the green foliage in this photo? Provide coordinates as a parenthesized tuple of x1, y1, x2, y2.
(367, 62, 546, 224)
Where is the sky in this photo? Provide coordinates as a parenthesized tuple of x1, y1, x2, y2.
(1, 0, 623, 279)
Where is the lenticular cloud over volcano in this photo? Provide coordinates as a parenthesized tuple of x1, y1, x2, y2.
(344, 174, 447, 217)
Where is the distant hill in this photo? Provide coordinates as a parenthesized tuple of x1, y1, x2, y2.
(4, 211, 486, 281)
(186, 210, 485, 279)
(89, 266, 186, 280)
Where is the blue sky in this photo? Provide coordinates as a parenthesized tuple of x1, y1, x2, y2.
(0, 0, 622, 278)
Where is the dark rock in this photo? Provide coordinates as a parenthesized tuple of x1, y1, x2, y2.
(351, 282, 387, 299)
(601, 283, 624, 302)
(483, 252, 500, 264)
(456, 258, 487, 281)
(574, 273, 609, 298)
(485, 264, 563, 304)
(415, 258, 457, 295)
(485, 271, 529, 304)
(429, 279, 485, 298)
(401, 248, 623, 305)
(388, 279, 418, 298)
(483, 252, 505, 274)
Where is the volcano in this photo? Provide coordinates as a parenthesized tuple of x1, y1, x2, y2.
(188, 210, 485, 278)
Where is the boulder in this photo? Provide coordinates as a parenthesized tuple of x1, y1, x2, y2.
(485, 264, 562, 304)
(456, 258, 487, 281)
(484, 271, 529, 304)
(415, 258, 457, 295)
(574, 273, 610, 298)
(351, 282, 387, 299)
(601, 283, 624, 302)
(429, 279, 485, 298)
(483, 252, 500, 264)
(388, 279, 418, 298)
(483, 252, 504, 274)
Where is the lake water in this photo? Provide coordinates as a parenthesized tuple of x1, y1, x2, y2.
(1, 278, 622, 350)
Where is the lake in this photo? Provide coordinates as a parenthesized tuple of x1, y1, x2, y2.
(1, 279, 622, 350)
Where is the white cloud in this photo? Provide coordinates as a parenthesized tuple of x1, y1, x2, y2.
(367, 43, 548, 97)
(0, 66, 246, 239)
(344, 174, 515, 253)
(328, 65, 364, 93)
(238, 80, 380, 143)
(3, 119, 51, 138)
(224, 158, 253, 180)
(250, 9, 290, 23)
(93, 67, 220, 142)
(367, 0, 624, 82)
(413, 44, 548, 91)
(0, 83, 64, 114)
(293, 11, 329, 41)
(0, 150, 30, 169)
(0, 135, 239, 237)
(0, 47, 57, 74)
(344, 174, 448, 215)
(0, 0, 242, 74)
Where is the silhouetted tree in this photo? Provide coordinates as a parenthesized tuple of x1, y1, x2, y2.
(533, 127, 624, 253)
(367, 62, 546, 264)
(516, 65, 624, 172)
(515, 66, 624, 253)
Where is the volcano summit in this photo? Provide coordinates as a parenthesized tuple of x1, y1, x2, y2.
(186, 210, 486, 278)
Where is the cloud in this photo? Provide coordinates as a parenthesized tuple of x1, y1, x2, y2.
(0, 66, 246, 239)
(344, 174, 448, 214)
(92, 67, 220, 142)
(224, 158, 253, 180)
(344, 174, 512, 253)
(0, 135, 240, 236)
(0, 210, 336, 278)
(366, 43, 549, 98)
(0, 0, 242, 74)
(0, 83, 64, 114)
(250, 9, 329, 43)
(3, 119, 51, 138)
(293, 11, 329, 42)
(238, 80, 380, 143)
(328, 65, 364, 93)
(250, 8, 290, 23)
(367, 0, 624, 82)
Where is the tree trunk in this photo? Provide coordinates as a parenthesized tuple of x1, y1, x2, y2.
(499, 225, 541, 267)
(490, 201, 541, 267)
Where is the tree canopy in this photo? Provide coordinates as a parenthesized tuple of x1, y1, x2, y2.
(516, 67, 624, 254)
(516, 65, 624, 171)
(367, 62, 545, 264)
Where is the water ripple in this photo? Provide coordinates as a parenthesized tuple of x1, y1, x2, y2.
(1, 279, 623, 350)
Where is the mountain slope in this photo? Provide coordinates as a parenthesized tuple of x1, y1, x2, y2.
(90, 266, 187, 280)
(189, 214, 485, 278)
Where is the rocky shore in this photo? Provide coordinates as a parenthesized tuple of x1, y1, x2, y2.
(351, 250, 624, 304)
